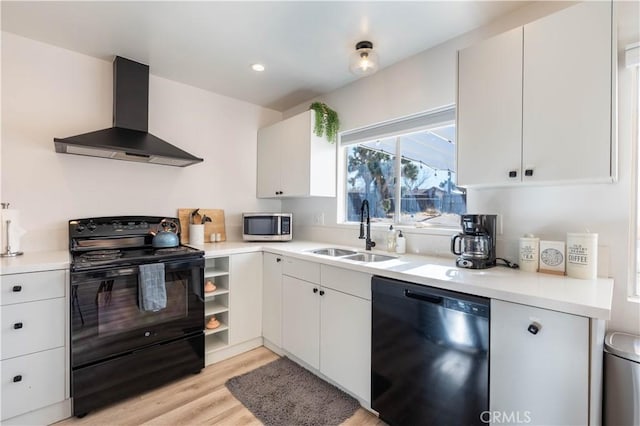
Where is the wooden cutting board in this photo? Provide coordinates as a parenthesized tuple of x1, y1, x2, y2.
(178, 208, 226, 244)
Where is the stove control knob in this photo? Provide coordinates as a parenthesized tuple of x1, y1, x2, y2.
(87, 221, 97, 232)
(76, 224, 86, 232)
(140, 221, 148, 229)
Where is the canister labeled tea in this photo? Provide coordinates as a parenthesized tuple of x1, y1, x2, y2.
(566, 233, 598, 279)
(519, 235, 539, 272)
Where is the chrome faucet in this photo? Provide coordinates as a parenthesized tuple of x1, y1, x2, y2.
(359, 200, 376, 251)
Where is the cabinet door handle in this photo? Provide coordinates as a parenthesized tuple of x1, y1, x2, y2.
(13, 322, 23, 330)
(313, 288, 318, 293)
(508, 170, 518, 178)
(13, 375, 22, 383)
(12, 285, 22, 292)
(276, 258, 282, 263)
(319, 290, 325, 296)
(524, 169, 534, 177)
(527, 322, 541, 335)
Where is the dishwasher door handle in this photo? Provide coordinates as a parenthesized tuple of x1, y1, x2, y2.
(404, 289, 443, 305)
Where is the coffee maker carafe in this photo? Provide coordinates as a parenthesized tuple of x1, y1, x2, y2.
(451, 214, 497, 269)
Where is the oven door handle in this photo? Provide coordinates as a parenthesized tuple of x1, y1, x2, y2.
(72, 267, 139, 282)
(71, 258, 204, 283)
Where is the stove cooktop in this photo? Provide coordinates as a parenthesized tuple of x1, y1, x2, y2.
(68, 215, 203, 272)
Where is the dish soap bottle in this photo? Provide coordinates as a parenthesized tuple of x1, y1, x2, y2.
(387, 225, 396, 252)
(396, 230, 406, 254)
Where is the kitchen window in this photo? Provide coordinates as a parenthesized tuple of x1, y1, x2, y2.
(339, 106, 466, 228)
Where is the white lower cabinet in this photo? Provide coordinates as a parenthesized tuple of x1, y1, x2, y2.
(262, 253, 283, 347)
(281, 257, 372, 404)
(282, 274, 321, 369)
(204, 253, 263, 365)
(229, 252, 263, 345)
(319, 285, 371, 403)
(1, 347, 66, 421)
(0, 269, 70, 424)
(490, 299, 589, 426)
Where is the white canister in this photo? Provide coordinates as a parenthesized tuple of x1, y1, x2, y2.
(566, 233, 598, 279)
(189, 224, 205, 245)
(518, 235, 539, 272)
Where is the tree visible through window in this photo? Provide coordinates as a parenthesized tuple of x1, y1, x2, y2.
(341, 107, 466, 226)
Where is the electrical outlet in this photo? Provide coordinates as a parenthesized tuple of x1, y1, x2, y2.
(312, 212, 325, 225)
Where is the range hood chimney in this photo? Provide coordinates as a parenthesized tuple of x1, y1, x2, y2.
(54, 56, 203, 167)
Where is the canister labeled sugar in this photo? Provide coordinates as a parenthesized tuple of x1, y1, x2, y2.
(566, 233, 598, 279)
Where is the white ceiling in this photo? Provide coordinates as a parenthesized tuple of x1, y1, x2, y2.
(1, 1, 529, 112)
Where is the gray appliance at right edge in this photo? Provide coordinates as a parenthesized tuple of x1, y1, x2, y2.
(603, 331, 640, 426)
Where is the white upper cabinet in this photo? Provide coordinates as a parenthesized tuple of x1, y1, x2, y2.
(457, 27, 523, 186)
(522, 1, 613, 183)
(457, 1, 615, 187)
(257, 110, 336, 198)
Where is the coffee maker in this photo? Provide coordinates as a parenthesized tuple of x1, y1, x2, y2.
(451, 214, 497, 269)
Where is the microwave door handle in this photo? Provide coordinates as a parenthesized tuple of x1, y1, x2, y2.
(277, 217, 281, 235)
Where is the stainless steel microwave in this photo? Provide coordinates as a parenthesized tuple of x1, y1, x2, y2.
(242, 213, 292, 241)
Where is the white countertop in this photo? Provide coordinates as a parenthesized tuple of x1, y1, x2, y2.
(0, 250, 70, 274)
(1, 241, 613, 320)
(192, 240, 613, 320)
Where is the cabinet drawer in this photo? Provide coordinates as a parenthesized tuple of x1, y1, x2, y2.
(1, 347, 66, 421)
(1, 270, 66, 305)
(282, 257, 320, 283)
(321, 265, 371, 300)
(1, 298, 65, 360)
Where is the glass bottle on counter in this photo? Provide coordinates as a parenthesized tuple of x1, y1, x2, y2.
(387, 225, 396, 252)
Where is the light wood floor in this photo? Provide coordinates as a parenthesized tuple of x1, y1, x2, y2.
(57, 346, 385, 426)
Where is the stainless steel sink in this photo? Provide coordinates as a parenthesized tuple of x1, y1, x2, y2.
(342, 253, 398, 263)
(309, 248, 358, 257)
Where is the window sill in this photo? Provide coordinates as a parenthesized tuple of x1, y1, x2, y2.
(336, 222, 459, 237)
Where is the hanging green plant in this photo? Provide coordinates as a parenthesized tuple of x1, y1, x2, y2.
(309, 102, 340, 143)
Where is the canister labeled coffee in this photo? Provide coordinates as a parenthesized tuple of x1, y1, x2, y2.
(566, 232, 598, 279)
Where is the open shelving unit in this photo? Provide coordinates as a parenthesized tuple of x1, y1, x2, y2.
(203, 256, 230, 361)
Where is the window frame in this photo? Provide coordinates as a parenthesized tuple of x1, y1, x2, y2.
(337, 105, 464, 231)
(629, 41, 640, 299)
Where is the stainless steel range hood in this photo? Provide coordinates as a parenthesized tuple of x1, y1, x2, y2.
(54, 56, 203, 167)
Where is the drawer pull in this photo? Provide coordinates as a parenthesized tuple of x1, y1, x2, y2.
(12, 285, 22, 292)
(13, 375, 22, 383)
(527, 322, 541, 335)
(13, 322, 23, 329)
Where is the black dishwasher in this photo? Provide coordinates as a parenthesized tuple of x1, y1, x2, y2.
(371, 276, 489, 426)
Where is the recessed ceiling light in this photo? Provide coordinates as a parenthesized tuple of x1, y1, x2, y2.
(251, 63, 265, 72)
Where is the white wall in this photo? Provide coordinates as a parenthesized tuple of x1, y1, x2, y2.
(1, 32, 282, 251)
(282, 1, 640, 334)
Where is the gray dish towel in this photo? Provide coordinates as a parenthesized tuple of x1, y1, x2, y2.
(138, 263, 167, 312)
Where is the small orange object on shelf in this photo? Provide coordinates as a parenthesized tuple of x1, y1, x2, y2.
(204, 280, 217, 293)
(206, 317, 221, 329)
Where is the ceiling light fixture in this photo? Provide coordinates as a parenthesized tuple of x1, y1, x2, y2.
(349, 41, 379, 76)
(251, 63, 265, 72)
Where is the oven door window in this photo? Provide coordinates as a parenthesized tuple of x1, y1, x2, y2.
(71, 259, 204, 368)
(96, 271, 186, 337)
